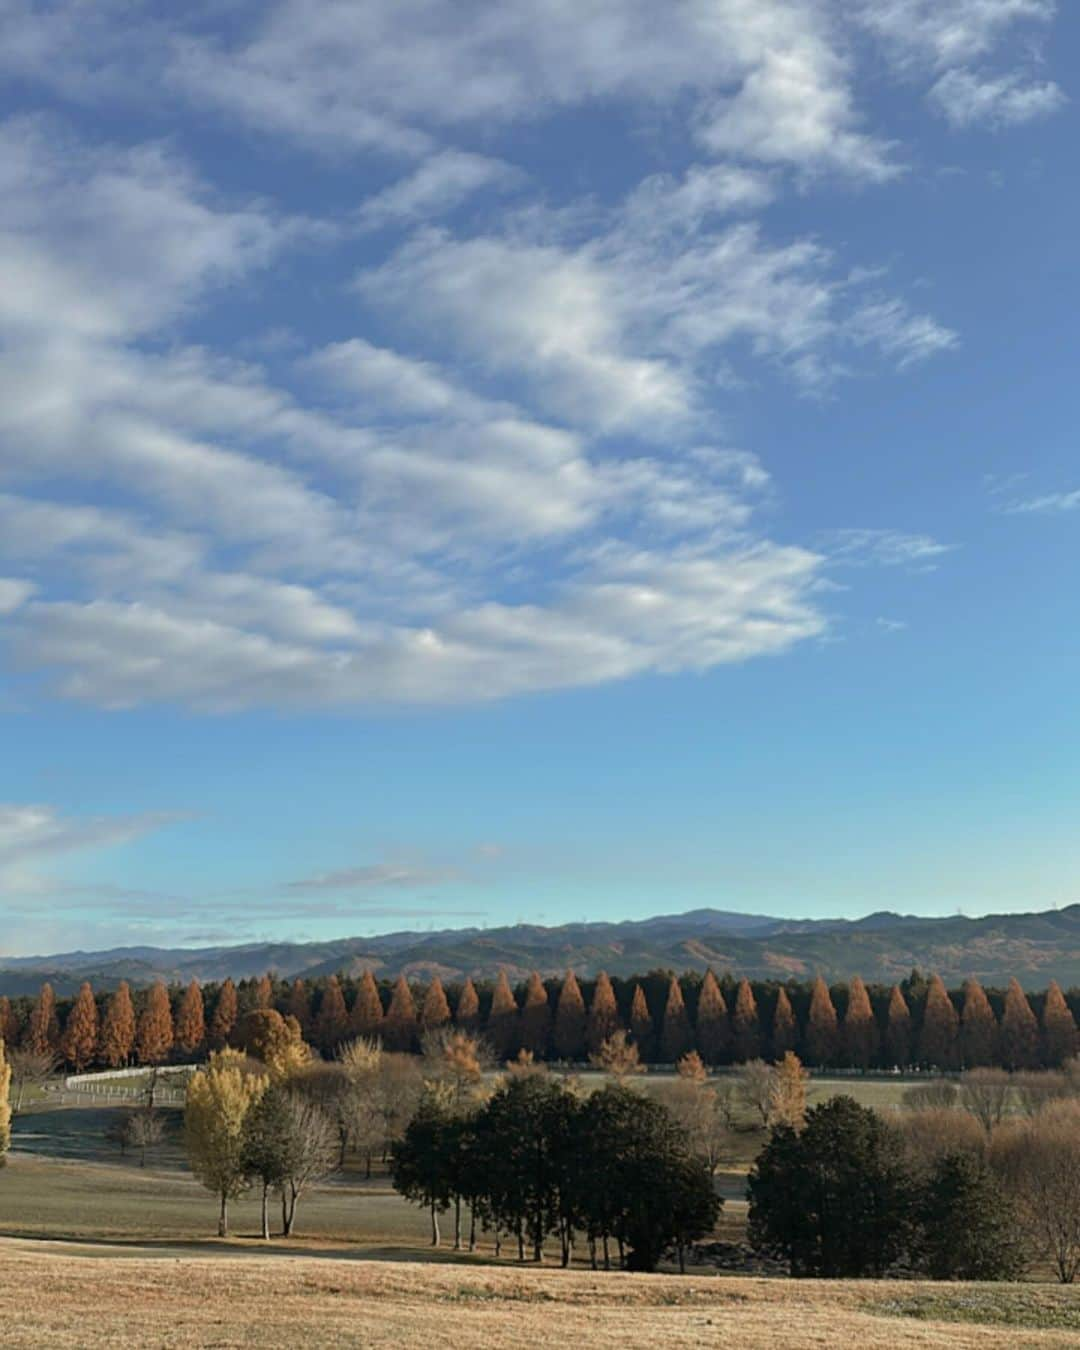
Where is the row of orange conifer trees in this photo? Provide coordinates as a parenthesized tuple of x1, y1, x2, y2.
(4, 968, 1077, 1074)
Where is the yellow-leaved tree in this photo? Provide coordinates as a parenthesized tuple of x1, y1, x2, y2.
(0, 1037, 11, 1164)
(185, 1049, 267, 1236)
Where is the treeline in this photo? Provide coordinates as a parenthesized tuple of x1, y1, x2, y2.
(5, 965, 1079, 1072)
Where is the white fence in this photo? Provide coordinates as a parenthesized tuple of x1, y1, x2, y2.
(53, 1065, 198, 1108)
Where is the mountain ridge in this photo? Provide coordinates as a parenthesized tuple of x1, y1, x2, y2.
(3, 902, 1080, 994)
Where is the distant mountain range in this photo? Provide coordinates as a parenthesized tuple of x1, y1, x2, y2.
(3, 903, 1080, 995)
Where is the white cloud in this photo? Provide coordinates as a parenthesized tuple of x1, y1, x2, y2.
(0, 802, 180, 896)
(856, 0, 1057, 68)
(286, 863, 459, 891)
(357, 150, 521, 229)
(825, 528, 956, 568)
(0, 578, 35, 613)
(930, 67, 1066, 126)
(1004, 487, 1080, 514)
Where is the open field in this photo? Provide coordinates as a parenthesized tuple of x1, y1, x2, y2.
(0, 1243, 1078, 1348)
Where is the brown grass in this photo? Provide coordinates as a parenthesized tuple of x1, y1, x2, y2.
(0, 1243, 1077, 1348)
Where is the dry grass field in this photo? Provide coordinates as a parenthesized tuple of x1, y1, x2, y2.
(0, 1241, 1077, 1348)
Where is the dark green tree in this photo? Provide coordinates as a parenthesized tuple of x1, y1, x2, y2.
(748, 1096, 915, 1277)
(915, 1152, 1023, 1281)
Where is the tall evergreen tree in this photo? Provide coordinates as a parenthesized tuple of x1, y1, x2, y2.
(254, 974, 274, 1010)
(918, 975, 959, 1069)
(842, 977, 878, 1070)
(519, 972, 552, 1058)
(384, 975, 418, 1053)
(175, 979, 206, 1056)
(350, 971, 384, 1040)
(694, 969, 729, 1065)
(1000, 977, 1040, 1070)
(1042, 979, 1078, 1068)
(660, 976, 693, 1063)
(960, 978, 998, 1067)
(884, 985, 912, 1068)
(286, 978, 312, 1036)
(316, 976, 348, 1054)
(100, 981, 137, 1068)
(586, 971, 620, 1055)
(61, 982, 99, 1071)
(455, 978, 480, 1034)
(486, 970, 518, 1059)
(805, 977, 839, 1067)
(629, 983, 654, 1059)
(553, 970, 586, 1060)
(26, 982, 59, 1057)
(420, 978, 452, 1034)
(731, 978, 761, 1062)
(136, 981, 174, 1065)
(771, 987, 798, 1059)
(208, 978, 239, 1050)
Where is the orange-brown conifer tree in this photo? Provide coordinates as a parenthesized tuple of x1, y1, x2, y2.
(174, 979, 206, 1056)
(629, 983, 654, 1059)
(454, 978, 480, 1033)
(419, 977, 451, 1034)
(519, 972, 552, 1058)
(317, 976, 349, 1054)
(731, 978, 761, 1062)
(350, 971, 384, 1040)
(959, 978, 997, 1067)
(1000, 977, 1039, 1070)
(383, 974, 418, 1053)
(61, 982, 99, 1072)
(884, 984, 912, 1067)
(100, 981, 136, 1068)
(26, 982, 59, 1057)
(660, 975, 693, 1063)
(136, 981, 174, 1065)
(771, 986, 798, 1059)
(586, 972, 620, 1055)
(286, 978, 312, 1036)
(254, 973, 274, 1010)
(486, 970, 518, 1058)
(918, 975, 959, 1069)
(805, 977, 839, 1067)
(0, 997, 18, 1049)
(1042, 979, 1078, 1067)
(842, 976, 879, 1070)
(208, 978, 238, 1050)
(695, 969, 729, 1065)
(553, 970, 586, 1060)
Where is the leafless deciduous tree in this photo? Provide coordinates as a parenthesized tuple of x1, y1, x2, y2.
(959, 1067, 1012, 1133)
(7, 1048, 56, 1112)
(737, 1059, 775, 1127)
(893, 1107, 985, 1180)
(902, 1079, 958, 1112)
(991, 1099, 1080, 1283)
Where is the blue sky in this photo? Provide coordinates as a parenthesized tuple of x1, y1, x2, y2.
(1, 1, 1078, 954)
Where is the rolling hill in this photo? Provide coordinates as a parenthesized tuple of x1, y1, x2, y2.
(3, 903, 1080, 993)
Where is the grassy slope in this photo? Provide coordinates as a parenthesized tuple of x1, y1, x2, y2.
(0, 1245, 1078, 1348)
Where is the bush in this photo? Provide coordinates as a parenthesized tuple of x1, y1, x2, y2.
(915, 1152, 1024, 1281)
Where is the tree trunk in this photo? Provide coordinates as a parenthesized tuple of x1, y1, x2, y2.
(589, 1237, 597, 1270)
(454, 1195, 462, 1250)
(494, 1228, 502, 1258)
(602, 1234, 610, 1270)
(678, 1241, 685, 1274)
(617, 1237, 625, 1268)
(218, 1191, 228, 1238)
(517, 1223, 525, 1262)
(469, 1206, 477, 1252)
(430, 1199, 440, 1246)
(284, 1184, 298, 1237)
(261, 1183, 270, 1240)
